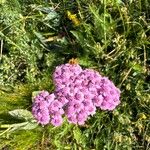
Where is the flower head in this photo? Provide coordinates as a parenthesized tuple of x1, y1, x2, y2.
(32, 63, 121, 126)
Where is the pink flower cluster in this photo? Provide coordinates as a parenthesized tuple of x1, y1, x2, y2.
(32, 91, 64, 126)
(32, 63, 121, 126)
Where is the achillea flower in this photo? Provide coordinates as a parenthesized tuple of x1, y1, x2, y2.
(32, 63, 121, 126)
(92, 95, 103, 107)
(68, 115, 78, 124)
(53, 63, 121, 124)
(51, 115, 63, 127)
(32, 91, 52, 125)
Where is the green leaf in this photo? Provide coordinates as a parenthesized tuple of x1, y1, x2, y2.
(17, 122, 38, 130)
(9, 109, 34, 121)
(0, 122, 38, 134)
(71, 31, 84, 44)
(34, 6, 55, 14)
(44, 12, 58, 21)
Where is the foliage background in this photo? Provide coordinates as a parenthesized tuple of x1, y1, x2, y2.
(0, 0, 150, 149)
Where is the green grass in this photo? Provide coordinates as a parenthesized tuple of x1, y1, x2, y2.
(0, 0, 150, 149)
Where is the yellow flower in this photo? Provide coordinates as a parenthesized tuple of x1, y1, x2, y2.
(139, 113, 147, 120)
(67, 11, 80, 26)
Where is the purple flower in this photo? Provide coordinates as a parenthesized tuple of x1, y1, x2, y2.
(32, 91, 51, 125)
(66, 106, 76, 116)
(32, 63, 121, 126)
(46, 93, 55, 105)
(87, 105, 96, 115)
(58, 97, 69, 105)
(53, 63, 82, 87)
(51, 115, 63, 126)
(75, 92, 84, 101)
(100, 101, 111, 110)
(39, 116, 50, 125)
(49, 100, 63, 113)
(68, 114, 77, 124)
(93, 95, 103, 107)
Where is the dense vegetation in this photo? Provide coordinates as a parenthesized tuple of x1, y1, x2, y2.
(0, 0, 150, 149)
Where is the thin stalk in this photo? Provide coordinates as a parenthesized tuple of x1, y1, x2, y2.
(103, 0, 107, 47)
(0, 39, 3, 60)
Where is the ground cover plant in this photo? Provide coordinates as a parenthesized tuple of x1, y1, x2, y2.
(0, 0, 150, 149)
